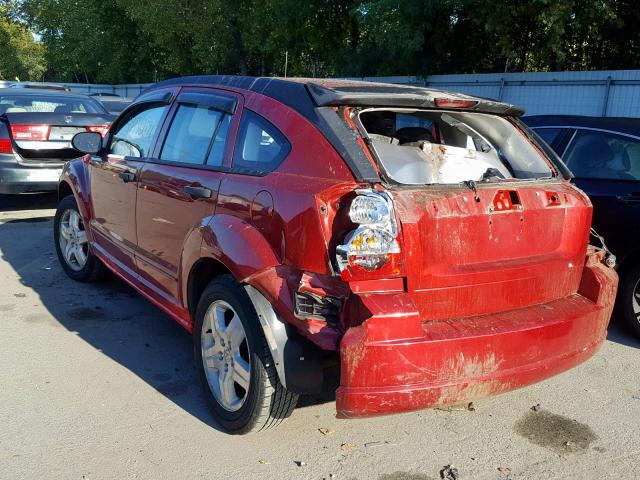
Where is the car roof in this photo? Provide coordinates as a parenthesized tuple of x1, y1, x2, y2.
(9, 82, 70, 91)
(0, 88, 96, 101)
(524, 115, 640, 136)
(0, 88, 83, 98)
(146, 75, 524, 116)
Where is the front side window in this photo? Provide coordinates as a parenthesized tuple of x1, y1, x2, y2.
(110, 105, 168, 158)
(563, 129, 640, 181)
(233, 110, 290, 173)
(160, 103, 228, 166)
(359, 108, 554, 185)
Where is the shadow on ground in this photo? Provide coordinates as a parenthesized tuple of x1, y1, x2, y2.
(0, 194, 334, 433)
(0, 192, 57, 212)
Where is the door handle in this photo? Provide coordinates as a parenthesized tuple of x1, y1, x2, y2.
(183, 185, 212, 199)
(118, 172, 136, 183)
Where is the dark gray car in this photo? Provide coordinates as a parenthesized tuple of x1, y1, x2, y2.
(0, 89, 114, 194)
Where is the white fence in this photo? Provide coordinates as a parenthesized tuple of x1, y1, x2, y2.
(4, 70, 640, 117)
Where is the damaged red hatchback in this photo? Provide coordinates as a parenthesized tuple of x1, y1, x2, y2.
(56, 76, 618, 434)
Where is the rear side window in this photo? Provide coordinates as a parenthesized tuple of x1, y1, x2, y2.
(110, 105, 167, 158)
(233, 110, 290, 173)
(563, 129, 640, 181)
(0, 94, 106, 114)
(160, 104, 228, 166)
(533, 127, 562, 146)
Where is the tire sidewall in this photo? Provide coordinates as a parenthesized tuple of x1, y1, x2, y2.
(193, 278, 268, 433)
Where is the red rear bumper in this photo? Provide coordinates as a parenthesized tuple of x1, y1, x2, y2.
(336, 252, 617, 418)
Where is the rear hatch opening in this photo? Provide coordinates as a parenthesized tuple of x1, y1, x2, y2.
(338, 107, 595, 320)
(355, 107, 557, 185)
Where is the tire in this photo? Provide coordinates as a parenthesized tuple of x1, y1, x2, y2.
(194, 275, 298, 434)
(54, 194, 106, 282)
(621, 264, 640, 339)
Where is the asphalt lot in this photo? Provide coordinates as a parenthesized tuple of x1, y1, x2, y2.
(1, 193, 639, 480)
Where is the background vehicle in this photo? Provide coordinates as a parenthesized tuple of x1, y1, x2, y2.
(56, 76, 616, 434)
(88, 92, 121, 98)
(525, 115, 640, 338)
(96, 97, 133, 115)
(8, 82, 71, 92)
(0, 89, 114, 194)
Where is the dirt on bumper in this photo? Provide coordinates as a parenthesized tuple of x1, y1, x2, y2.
(336, 252, 618, 418)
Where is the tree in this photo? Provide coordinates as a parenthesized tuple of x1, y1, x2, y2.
(20, 0, 160, 83)
(0, 2, 45, 80)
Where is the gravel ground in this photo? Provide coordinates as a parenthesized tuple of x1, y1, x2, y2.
(1, 193, 639, 480)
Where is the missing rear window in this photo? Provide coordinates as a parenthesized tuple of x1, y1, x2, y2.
(358, 108, 554, 185)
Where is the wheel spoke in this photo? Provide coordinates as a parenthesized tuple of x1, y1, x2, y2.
(74, 246, 87, 266)
(76, 230, 87, 244)
(60, 224, 72, 240)
(202, 344, 217, 360)
(70, 210, 80, 231)
(233, 355, 250, 390)
(64, 241, 75, 263)
(219, 367, 237, 407)
(212, 306, 227, 336)
(226, 315, 245, 346)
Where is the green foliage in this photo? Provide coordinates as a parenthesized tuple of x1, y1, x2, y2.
(8, 0, 640, 83)
(0, 2, 45, 80)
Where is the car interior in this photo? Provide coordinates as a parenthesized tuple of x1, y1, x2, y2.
(359, 108, 553, 185)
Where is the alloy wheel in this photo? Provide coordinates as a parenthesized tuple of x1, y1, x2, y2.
(58, 209, 88, 271)
(201, 300, 251, 412)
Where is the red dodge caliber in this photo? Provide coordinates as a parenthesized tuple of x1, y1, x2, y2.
(55, 76, 618, 434)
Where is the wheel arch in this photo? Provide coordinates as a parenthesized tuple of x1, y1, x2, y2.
(184, 216, 325, 395)
(58, 159, 92, 223)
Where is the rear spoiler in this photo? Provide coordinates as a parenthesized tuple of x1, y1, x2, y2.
(305, 83, 524, 116)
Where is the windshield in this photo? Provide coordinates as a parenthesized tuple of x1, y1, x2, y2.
(359, 109, 554, 185)
(0, 94, 106, 115)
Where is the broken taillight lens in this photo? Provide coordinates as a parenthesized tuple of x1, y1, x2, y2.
(434, 98, 478, 109)
(336, 190, 401, 277)
(10, 124, 51, 141)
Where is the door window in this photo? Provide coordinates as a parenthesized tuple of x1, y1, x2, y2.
(160, 103, 229, 166)
(232, 110, 290, 173)
(110, 106, 167, 158)
(563, 129, 640, 181)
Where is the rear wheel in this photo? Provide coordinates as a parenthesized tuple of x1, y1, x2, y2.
(621, 264, 640, 339)
(54, 195, 106, 282)
(194, 275, 298, 434)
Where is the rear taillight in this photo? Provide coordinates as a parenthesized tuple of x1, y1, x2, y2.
(10, 124, 51, 141)
(0, 138, 13, 154)
(86, 125, 110, 137)
(336, 189, 402, 279)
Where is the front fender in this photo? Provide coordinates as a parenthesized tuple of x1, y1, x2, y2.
(59, 158, 92, 231)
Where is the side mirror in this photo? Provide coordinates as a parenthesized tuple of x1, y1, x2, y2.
(71, 132, 102, 154)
